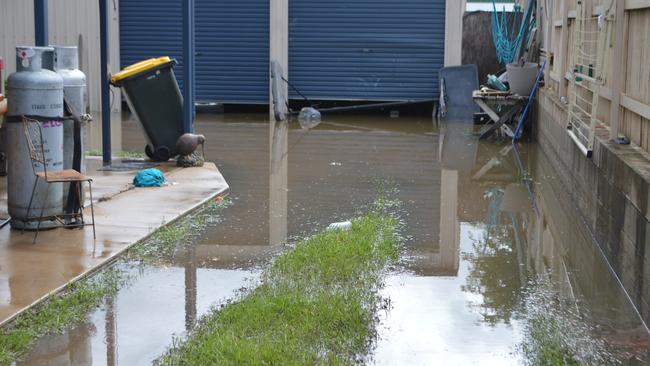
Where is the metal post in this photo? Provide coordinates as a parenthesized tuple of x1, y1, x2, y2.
(34, 0, 48, 46)
(99, 0, 111, 164)
(182, 0, 195, 133)
(99, 0, 111, 165)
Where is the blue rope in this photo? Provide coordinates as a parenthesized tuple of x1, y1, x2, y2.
(512, 60, 547, 142)
(491, 0, 536, 64)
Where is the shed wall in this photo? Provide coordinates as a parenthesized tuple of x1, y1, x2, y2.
(288, 0, 447, 101)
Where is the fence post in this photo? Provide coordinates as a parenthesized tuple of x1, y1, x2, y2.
(609, 0, 625, 141)
(558, 0, 570, 98)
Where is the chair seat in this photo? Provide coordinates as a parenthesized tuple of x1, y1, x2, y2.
(37, 169, 91, 182)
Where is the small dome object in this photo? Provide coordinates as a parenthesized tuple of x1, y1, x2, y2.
(176, 133, 206, 156)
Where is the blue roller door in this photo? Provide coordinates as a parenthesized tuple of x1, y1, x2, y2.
(289, 0, 446, 101)
(120, 1, 183, 87)
(120, 0, 269, 104)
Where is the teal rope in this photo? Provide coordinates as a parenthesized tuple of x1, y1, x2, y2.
(491, 0, 536, 64)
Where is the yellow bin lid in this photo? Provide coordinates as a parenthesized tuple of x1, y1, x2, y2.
(111, 56, 172, 83)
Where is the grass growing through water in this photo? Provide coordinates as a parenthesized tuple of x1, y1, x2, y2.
(0, 268, 127, 365)
(126, 198, 231, 263)
(156, 203, 400, 365)
(518, 276, 618, 365)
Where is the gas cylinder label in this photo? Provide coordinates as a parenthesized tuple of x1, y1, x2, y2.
(29, 103, 63, 112)
(17, 48, 35, 68)
(42, 120, 63, 128)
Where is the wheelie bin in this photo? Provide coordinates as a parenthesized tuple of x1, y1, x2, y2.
(111, 57, 184, 161)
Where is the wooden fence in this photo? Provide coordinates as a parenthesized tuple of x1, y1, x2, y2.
(542, 0, 650, 151)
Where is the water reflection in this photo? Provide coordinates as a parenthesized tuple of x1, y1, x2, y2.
(18, 113, 650, 364)
(269, 119, 288, 246)
(18, 321, 94, 365)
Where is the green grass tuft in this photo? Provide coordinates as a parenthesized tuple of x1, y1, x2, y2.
(126, 198, 231, 263)
(156, 207, 400, 365)
(0, 268, 128, 365)
(85, 150, 147, 159)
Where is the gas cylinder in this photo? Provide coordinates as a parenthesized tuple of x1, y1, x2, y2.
(6, 46, 64, 229)
(54, 46, 87, 211)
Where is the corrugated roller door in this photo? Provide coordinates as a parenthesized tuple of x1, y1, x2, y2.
(120, 0, 269, 104)
(195, 0, 269, 103)
(120, 0, 184, 88)
(289, 0, 445, 101)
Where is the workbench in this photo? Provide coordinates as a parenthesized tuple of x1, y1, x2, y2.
(472, 90, 528, 139)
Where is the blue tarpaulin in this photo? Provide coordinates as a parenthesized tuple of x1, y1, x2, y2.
(133, 168, 165, 187)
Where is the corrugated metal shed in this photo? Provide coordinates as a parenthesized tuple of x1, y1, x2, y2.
(119, 0, 183, 87)
(0, 0, 121, 151)
(195, 0, 269, 103)
(0, 0, 120, 113)
(120, 0, 269, 104)
(119, 0, 447, 104)
(289, 0, 446, 101)
(0, 1, 34, 76)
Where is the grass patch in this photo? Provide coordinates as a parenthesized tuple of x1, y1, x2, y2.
(0, 268, 128, 365)
(126, 197, 231, 263)
(156, 203, 400, 365)
(86, 150, 147, 159)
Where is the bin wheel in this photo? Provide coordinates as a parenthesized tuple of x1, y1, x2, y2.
(144, 145, 170, 162)
(144, 145, 155, 159)
(153, 146, 171, 162)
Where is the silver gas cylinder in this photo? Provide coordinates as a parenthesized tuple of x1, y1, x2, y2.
(6, 46, 64, 229)
(54, 46, 87, 210)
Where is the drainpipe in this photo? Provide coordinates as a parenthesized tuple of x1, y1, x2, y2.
(99, 0, 111, 164)
(182, 0, 195, 133)
(34, 0, 48, 46)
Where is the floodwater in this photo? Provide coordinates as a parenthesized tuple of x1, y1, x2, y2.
(19, 112, 650, 364)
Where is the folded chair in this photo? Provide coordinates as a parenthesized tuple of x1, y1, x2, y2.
(22, 116, 95, 243)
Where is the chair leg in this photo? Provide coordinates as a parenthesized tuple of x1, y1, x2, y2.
(23, 177, 39, 235)
(34, 182, 51, 244)
(88, 180, 96, 239)
(76, 182, 84, 226)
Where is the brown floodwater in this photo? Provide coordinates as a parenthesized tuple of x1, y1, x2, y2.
(18, 112, 650, 364)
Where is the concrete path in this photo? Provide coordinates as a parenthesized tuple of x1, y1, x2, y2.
(0, 160, 229, 325)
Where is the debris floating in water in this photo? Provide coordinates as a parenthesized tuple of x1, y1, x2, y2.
(327, 220, 352, 231)
(298, 107, 321, 129)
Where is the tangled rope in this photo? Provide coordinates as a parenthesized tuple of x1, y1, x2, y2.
(491, 0, 536, 64)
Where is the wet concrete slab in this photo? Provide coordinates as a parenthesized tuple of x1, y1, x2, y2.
(0, 160, 229, 325)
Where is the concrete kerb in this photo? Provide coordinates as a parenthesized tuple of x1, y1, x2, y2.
(539, 89, 650, 224)
(0, 183, 230, 329)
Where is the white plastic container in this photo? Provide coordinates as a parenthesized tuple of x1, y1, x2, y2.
(327, 220, 352, 231)
(506, 62, 539, 96)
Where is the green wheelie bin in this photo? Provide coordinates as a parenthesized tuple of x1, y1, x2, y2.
(111, 56, 184, 161)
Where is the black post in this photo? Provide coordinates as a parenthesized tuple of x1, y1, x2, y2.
(99, 0, 111, 164)
(182, 0, 195, 133)
(34, 0, 48, 46)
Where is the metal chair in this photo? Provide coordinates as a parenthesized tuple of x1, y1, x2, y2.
(22, 116, 95, 243)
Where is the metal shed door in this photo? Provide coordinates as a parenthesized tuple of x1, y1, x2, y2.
(120, 0, 269, 104)
(289, 0, 445, 101)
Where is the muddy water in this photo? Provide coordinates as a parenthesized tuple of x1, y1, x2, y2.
(21, 113, 650, 364)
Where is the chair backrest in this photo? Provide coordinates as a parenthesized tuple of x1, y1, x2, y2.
(22, 116, 48, 178)
(439, 64, 480, 122)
